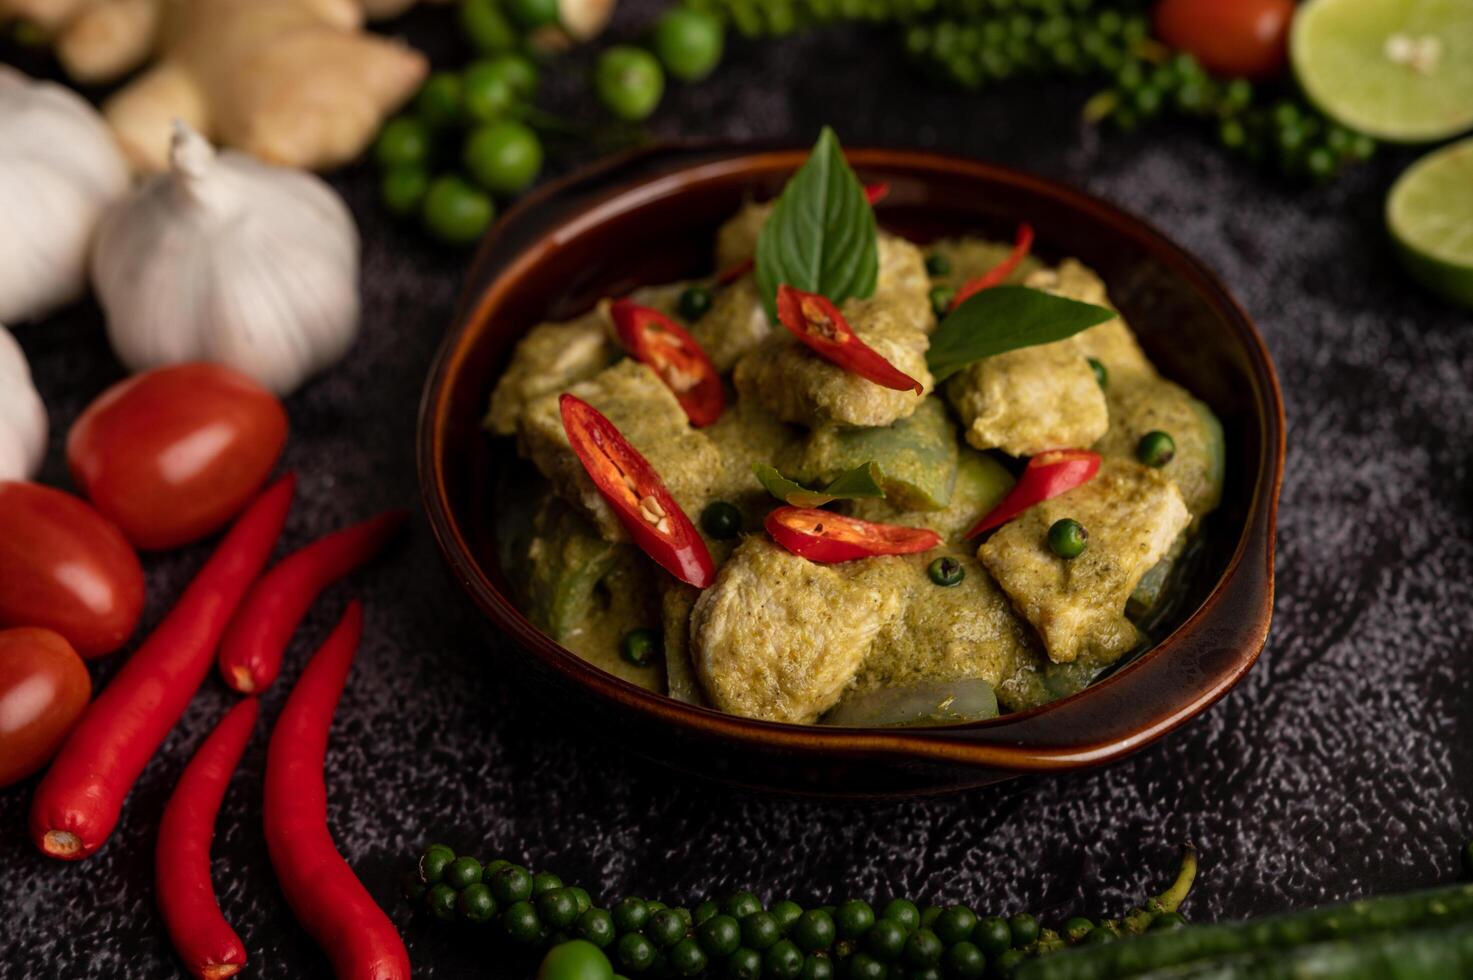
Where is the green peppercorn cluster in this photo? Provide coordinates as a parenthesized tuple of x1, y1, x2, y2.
(684, 0, 1140, 40)
(406, 844, 1196, 979)
(1093, 53, 1377, 182)
(904, 5, 1148, 91)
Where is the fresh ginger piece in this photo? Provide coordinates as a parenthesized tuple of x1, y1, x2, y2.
(56, 0, 160, 84)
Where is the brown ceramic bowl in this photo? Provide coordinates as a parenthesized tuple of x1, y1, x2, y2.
(418, 142, 1284, 798)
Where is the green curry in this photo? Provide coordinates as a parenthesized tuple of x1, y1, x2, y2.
(486, 202, 1224, 728)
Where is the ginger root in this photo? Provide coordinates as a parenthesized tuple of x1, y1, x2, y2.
(102, 0, 427, 172)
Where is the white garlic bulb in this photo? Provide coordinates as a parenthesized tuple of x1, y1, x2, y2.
(91, 123, 360, 396)
(0, 66, 129, 323)
(0, 323, 49, 481)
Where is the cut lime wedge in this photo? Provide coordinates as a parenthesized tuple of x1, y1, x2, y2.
(1292, 0, 1473, 143)
(1388, 137, 1473, 308)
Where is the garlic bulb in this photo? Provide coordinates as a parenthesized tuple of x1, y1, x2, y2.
(0, 323, 49, 481)
(91, 123, 360, 396)
(0, 66, 129, 323)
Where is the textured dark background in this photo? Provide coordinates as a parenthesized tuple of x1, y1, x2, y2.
(3, 3, 1472, 977)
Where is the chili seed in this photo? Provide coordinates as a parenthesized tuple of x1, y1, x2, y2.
(621, 628, 660, 667)
(1136, 430, 1176, 468)
(927, 556, 965, 587)
(1047, 518, 1088, 560)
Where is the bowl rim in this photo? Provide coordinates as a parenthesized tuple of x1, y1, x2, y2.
(419, 140, 1286, 773)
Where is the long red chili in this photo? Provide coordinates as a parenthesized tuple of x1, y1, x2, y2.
(609, 300, 725, 427)
(157, 698, 259, 980)
(264, 600, 410, 980)
(776, 284, 924, 394)
(952, 222, 1035, 309)
(966, 449, 1101, 537)
(217, 509, 408, 694)
(560, 394, 716, 589)
(30, 474, 295, 861)
(766, 506, 942, 563)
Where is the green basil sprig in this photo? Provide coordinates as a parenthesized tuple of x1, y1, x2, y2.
(755, 127, 878, 321)
(752, 462, 886, 508)
(925, 285, 1116, 383)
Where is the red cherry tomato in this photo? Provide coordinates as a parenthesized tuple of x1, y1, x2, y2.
(0, 482, 145, 659)
(0, 628, 92, 787)
(1153, 0, 1293, 80)
(67, 363, 288, 550)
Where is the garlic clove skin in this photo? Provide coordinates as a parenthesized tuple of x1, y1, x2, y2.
(92, 123, 360, 396)
(0, 66, 130, 323)
(0, 323, 49, 481)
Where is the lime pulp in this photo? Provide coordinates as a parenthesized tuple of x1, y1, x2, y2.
(1387, 136, 1473, 309)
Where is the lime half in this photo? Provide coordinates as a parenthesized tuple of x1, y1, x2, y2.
(1388, 137, 1473, 308)
(1292, 0, 1473, 143)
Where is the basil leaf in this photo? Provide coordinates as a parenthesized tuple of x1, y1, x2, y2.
(755, 127, 878, 321)
(925, 285, 1116, 383)
(753, 462, 887, 508)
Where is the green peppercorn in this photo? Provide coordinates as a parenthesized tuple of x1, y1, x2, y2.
(742, 911, 782, 950)
(727, 947, 763, 980)
(910, 968, 942, 980)
(505, 900, 544, 943)
(652, 7, 726, 82)
(484, 858, 511, 879)
(863, 919, 906, 961)
(945, 941, 986, 978)
(444, 855, 482, 889)
(425, 882, 458, 920)
(845, 952, 886, 980)
(879, 899, 919, 932)
(1087, 357, 1108, 389)
(992, 947, 1026, 978)
(578, 908, 617, 948)
(1136, 430, 1176, 467)
(460, 0, 518, 54)
(596, 46, 666, 122)
(478, 53, 540, 100)
(419, 843, 455, 884)
(929, 285, 955, 317)
(534, 872, 564, 897)
(793, 909, 836, 952)
(491, 864, 535, 905)
(401, 870, 427, 902)
(613, 897, 651, 933)
(381, 165, 429, 218)
(971, 917, 1011, 957)
(801, 953, 835, 980)
(459, 883, 497, 922)
(927, 556, 965, 587)
(539, 888, 581, 930)
(1047, 518, 1088, 559)
(568, 887, 592, 916)
(678, 285, 715, 321)
(621, 628, 660, 667)
(835, 900, 875, 940)
(904, 928, 943, 967)
(649, 909, 688, 948)
(422, 175, 493, 246)
(765, 900, 801, 933)
(617, 932, 657, 973)
(698, 915, 742, 957)
(1008, 913, 1039, 948)
(695, 901, 721, 926)
(726, 892, 764, 919)
(933, 906, 977, 946)
(765, 939, 805, 980)
(1063, 916, 1094, 943)
(464, 119, 544, 195)
(701, 501, 742, 540)
(925, 254, 951, 277)
(375, 116, 430, 169)
(1082, 926, 1114, 945)
(920, 906, 944, 930)
(462, 61, 519, 124)
(669, 936, 707, 976)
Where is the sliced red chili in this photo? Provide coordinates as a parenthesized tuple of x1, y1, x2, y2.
(952, 223, 1036, 310)
(560, 395, 716, 589)
(863, 181, 891, 205)
(610, 299, 725, 427)
(775, 285, 924, 394)
(765, 506, 941, 563)
(965, 448, 1101, 537)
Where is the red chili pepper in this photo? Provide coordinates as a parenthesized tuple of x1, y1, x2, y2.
(560, 395, 715, 589)
(952, 223, 1036, 310)
(30, 475, 295, 861)
(965, 448, 1101, 537)
(264, 600, 410, 980)
(610, 299, 725, 427)
(217, 509, 408, 694)
(776, 285, 924, 394)
(156, 697, 258, 980)
(765, 506, 942, 563)
(863, 181, 891, 205)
